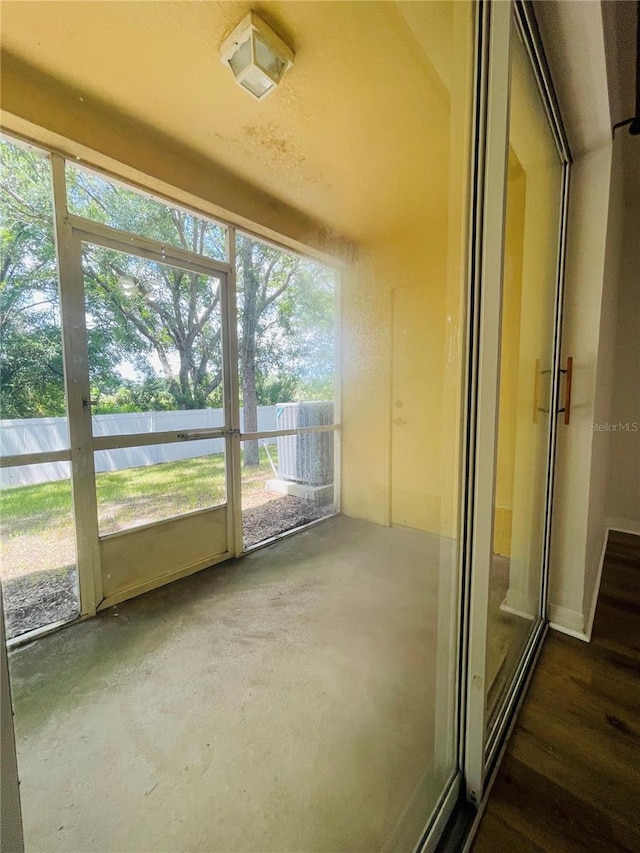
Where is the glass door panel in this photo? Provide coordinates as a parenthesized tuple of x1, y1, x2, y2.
(0, 137, 79, 638)
(485, 25, 564, 729)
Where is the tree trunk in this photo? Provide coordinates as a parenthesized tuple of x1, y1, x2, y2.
(241, 240, 260, 468)
(242, 350, 260, 467)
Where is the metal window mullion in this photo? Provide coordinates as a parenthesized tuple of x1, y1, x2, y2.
(51, 155, 103, 616)
(240, 424, 339, 442)
(463, 0, 512, 806)
(67, 214, 231, 277)
(333, 269, 342, 515)
(224, 226, 243, 557)
(0, 450, 72, 468)
(456, 0, 488, 809)
(92, 429, 226, 452)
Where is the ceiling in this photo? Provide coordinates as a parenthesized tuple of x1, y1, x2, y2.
(0, 1, 459, 246)
(535, 0, 639, 204)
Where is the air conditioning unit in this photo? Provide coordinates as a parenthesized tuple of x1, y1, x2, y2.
(276, 401, 334, 487)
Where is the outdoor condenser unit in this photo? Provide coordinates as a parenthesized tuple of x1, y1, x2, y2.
(276, 401, 334, 487)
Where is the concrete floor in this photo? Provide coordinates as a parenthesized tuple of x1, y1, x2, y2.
(8, 517, 458, 853)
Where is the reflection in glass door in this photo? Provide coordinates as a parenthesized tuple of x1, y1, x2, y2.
(486, 19, 564, 731)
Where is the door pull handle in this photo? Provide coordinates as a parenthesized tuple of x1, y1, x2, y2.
(557, 356, 573, 425)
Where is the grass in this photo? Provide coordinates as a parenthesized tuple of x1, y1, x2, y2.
(0, 445, 282, 636)
(1, 445, 277, 541)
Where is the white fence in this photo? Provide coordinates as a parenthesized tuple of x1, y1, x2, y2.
(0, 407, 278, 489)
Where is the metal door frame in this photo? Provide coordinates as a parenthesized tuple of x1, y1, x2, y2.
(51, 155, 239, 614)
(462, 0, 571, 806)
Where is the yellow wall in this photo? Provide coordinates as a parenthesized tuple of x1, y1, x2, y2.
(340, 1, 474, 538)
(1, 0, 475, 541)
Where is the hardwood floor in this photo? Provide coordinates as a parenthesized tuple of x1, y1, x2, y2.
(472, 530, 640, 853)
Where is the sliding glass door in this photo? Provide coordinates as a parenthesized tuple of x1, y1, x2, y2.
(485, 22, 564, 731)
(465, 1, 569, 802)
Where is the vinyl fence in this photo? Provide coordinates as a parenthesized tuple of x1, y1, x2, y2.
(1, 407, 278, 489)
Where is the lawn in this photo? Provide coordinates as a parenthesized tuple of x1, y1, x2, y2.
(0, 444, 288, 638)
(0, 446, 277, 580)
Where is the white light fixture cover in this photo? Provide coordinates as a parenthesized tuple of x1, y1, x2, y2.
(220, 12, 294, 101)
(220, 12, 294, 100)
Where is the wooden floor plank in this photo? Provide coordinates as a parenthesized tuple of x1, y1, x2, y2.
(472, 531, 640, 852)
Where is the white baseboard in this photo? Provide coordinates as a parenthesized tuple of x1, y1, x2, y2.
(548, 621, 589, 642)
(547, 603, 587, 641)
(550, 526, 640, 644)
(500, 588, 537, 621)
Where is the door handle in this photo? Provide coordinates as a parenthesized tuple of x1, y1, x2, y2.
(533, 359, 550, 422)
(534, 357, 573, 425)
(177, 429, 224, 440)
(557, 356, 573, 425)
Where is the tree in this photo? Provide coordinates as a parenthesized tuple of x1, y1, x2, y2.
(1, 141, 67, 417)
(237, 236, 302, 466)
(237, 235, 336, 466)
(1, 140, 335, 471)
(69, 167, 227, 411)
(82, 246, 224, 410)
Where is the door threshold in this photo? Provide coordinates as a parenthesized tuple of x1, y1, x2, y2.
(242, 511, 340, 555)
(6, 613, 87, 651)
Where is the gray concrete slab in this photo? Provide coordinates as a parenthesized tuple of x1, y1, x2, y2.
(8, 517, 453, 852)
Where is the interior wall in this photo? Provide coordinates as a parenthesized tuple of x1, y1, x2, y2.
(340, 1, 473, 539)
(581, 138, 627, 624)
(603, 167, 640, 534)
(548, 143, 613, 634)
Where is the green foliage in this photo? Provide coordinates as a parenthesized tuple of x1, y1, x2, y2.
(65, 166, 227, 261)
(0, 140, 65, 417)
(1, 138, 336, 426)
(92, 379, 176, 414)
(254, 376, 297, 406)
(236, 235, 336, 407)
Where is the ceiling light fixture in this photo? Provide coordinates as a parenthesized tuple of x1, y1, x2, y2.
(220, 11, 294, 101)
